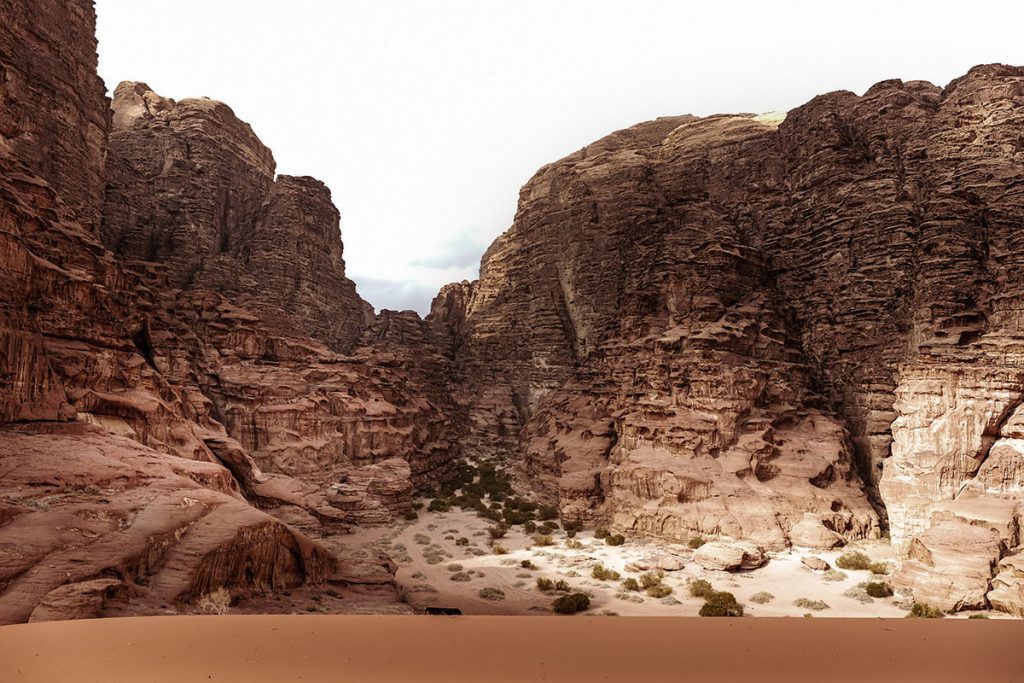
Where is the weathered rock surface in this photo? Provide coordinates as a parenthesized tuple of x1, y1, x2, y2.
(692, 541, 768, 571)
(453, 65, 1024, 614)
(0, 0, 439, 623)
(4, 0, 1024, 621)
(801, 556, 830, 572)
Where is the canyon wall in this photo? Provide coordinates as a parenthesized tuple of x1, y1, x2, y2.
(0, 0, 454, 624)
(1, 0, 1023, 620)
(457, 67, 1024, 612)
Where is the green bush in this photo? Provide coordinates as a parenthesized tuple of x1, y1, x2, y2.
(594, 528, 609, 539)
(869, 561, 889, 575)
(565, 539, 584, 550)
(552, 593, 591, 614)
(428, 499, 451, 513)
(699, 591, 743, 617)
(563, 520, 583, 534)
(554, 579, 571, 592)
(640, 572, 665, 590)
(479, 587, 505, 601)
(968, 614, 990, 619)
(605, 534, 625, 546)
(864, 582, 894, 598)
(835, 551, 872, 571)
(536, 577, 554, 592)
(688, 578, 714, 598)
(688, 537, 706, 549)
(794, 598, 830, 611)
(621, 578, 641, 592)
(537, 504, 559, 521)
(523, 521, 537, 534)
(749, 591, 774, 604)
(906, 603, 943, 619)
(532, 534, 554, 547)
(591, 564, 621, 581)
(646, 584, 673, 598)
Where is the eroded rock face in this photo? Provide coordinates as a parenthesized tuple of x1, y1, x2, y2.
(0, 0, 429, 623)
(103, 82, 371, 353)
(456, 65, 1024, 614)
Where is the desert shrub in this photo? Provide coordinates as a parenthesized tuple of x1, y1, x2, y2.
(605, 534, 625, 546)
(479, 587, 506, 601)
(532, 534, 554, 547)
(503, 508, 533, 526)
(869, 561, 889, 575)
(563, 520, 583, 534)
(621, 578, 641, 592)
(749, 591, 774, 604)
(447, 563, 464, 572)
(835, 551, 872, 571)
(566, 530, 577, 538)
(455, 537, 470, 546)
(552, 593, 591, 614)
(968, 614, 990, 619)
(554, 579, 571, 592)
(537, 504, 559, 521)
(594, 528, 609, 539)
(523, 521, 537, 534)
(565, 539, 584, 550)
(536, 577, 555, 592)
(414, 534, 431, 545)
(450, 572, 471, 582)
(688, 537, 706, 549)
(591, 564, 621, 581)
(794, 598, 830, 611)
(520, 559, 537, 570)
(640, 571, 665, 590)
(403, 510, 419, 521)
(687, 578, 714, 598)
(198, 588, 231, 615)
(699, 591, 743, 617)
(428, 499, 451, 513)
(646, 584, 673, 598)
(479, 508, 503, 523)
(491, 544, 508, 555)
(821, 569, 848, 582)
(487, 524, 508, 540)
(539, 521, 559, 534)
(864, 581, 894, 598)
(906, 603, 943, 619)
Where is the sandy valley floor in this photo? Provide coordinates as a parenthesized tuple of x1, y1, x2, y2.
(346, 503, 1003, 619)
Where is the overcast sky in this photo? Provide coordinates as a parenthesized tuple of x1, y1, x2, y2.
(95, 1, 1024, 314)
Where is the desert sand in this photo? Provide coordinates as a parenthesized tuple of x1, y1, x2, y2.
(0, 614, 1020, 683)
(354, 504, 1002, 618)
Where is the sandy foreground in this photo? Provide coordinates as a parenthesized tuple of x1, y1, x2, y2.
(350, 504, 1006, 618)
(0, 614, 1020, 683)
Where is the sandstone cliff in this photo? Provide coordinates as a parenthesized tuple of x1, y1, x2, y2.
(0, 0, 450, 624)
(456, 67, 1024, 613)
(2, 0, 1023, 622)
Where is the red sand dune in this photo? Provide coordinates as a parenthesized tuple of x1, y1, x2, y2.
(0, 615, 1020, 682)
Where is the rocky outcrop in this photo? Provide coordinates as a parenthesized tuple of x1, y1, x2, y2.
(455, 65, 1024, 613)
(102, 81, 371, 353)
(0, 425, 335, 624)
(0, 0, 431, 623)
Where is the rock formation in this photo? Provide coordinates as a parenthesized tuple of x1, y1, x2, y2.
(454, 66, 1024, 613)
(1, 0, 1023, 621)
(0, 0, 452, 623)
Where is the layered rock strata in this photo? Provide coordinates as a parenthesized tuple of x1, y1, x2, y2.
(456, 66, 1024, 613)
